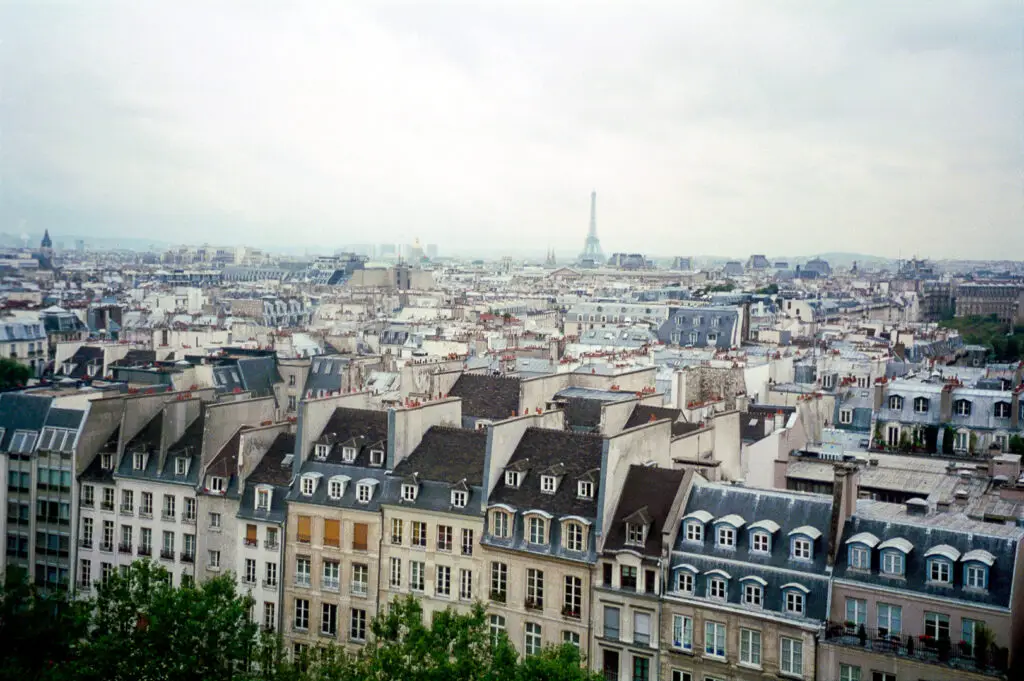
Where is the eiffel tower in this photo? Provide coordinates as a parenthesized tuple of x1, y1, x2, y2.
(578, 190, 604, 267)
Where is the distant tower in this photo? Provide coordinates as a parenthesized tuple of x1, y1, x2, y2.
(41, 229, 52, 250)
(578, 191, 604, 266)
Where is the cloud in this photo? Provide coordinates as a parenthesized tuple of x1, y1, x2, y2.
(0, 0, 1019, 258)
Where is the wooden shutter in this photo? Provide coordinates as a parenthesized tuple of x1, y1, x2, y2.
(297, 515, 311, 542)
(324, 519, 340, 547)
(353, 523, 368, 551)
(245, 524, 257, 544)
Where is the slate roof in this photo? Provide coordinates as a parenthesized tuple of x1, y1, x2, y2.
(44, 408, 85, 430)
(309, 407, 388, 465)
(669, 482, 833, 623)
(833, 500, 1022, 610)
(564, 397, 603, 431)
(125, 413, 163, 453)
(63, 346, 104, 379)
(624, 405, 682, 431)
(248, 433, 296, 486)
(0, 394, 51, 450)
(207, 427, 245, 478)
(237, 356, 283, 398)
(393, 426, 487, 484)
(448, 374, 521, 420)
(604, 465, 687, 556)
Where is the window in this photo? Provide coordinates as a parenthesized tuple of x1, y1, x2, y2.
(626, 523, 645, 546)
(391, 518, 403, 544)
(563, 575, 582, 617)
(839, 665, 861, 681)
(751, 532, 770, 553)
(632, 656, 650, 681)
(387, 557, 402, 588)
(704, 621, 725, 658)
(321, 603, 337, 636)
(265, 562, 278, 586)
(791, 538, 812, 560)
(962, 618, 980, 651)
(322, 561, 340, 590)
(410, 561, 425, 591)
(208, 477, 225, 493)
(633, 611, 651, 646)
(785, 590, 805, 615)
(914, 396, 929, 413)
(526, 568, 544, 609)
(183, 497, 196, 522)
(402, 483, 418, 502)
(121, 489, 134, 513)
(966, 564, 988, 589)
(881, 551, 904, 576)
(676, 571, 694, 594)
(888, 395, 903, 410)
(489, 615, 505, 643)
(504, 471, 522, 488)
(328, 480, 343, 500)
(839, 409, 853, 425)
(301, 476, 316, 496)
(323, 518, 340, 548)
(101, 453, 112, 470)
(877, 603, 902, 636)
(437, 525, 453, 552)
(739, 629, 761, 667)
(451, 490, 467, 508)
(461, 528, 474, 556)
(295, 557, 310, 586)
(342, 447, 357, 463)
(707, 577, 726, 600)
(352, 522, 368, 551)
(856, 376, 869, 388)
(314, 444, 329, 460)
(459, 569, 473, 600)
(350, 608, 366, 641)
(743, 583, 763, 607)
(604, 605, 620, 640)
(436, 565, 452, 597)
(525, 622, 542, 655)
(83, 485, 94, 507)
(780, 637, 803, 676)
(491, 511, 510, 538)
(102, 487, 115, 511)
(528, 516, 546, 544)
(491, 562, 508, 600)
(924, 612, 950, 640)
(355, 484, 372, 503)
(929, 559, 951, 584)
(577, 480, 593, 498)
(565, 522, 585, 552)
(846, 597, 866, 626)
(351, 563, 368, 596)
(540, 475, 557, 494)
(563, 630, 580, 648)
(294, 599, 309, 630)
(671, 672, 692, 681)
(244, 558, 256, 584)
(671, 614, 693, 650)
(872, 673, 896, 681)
(370, 449, 384, 466)
(411, 521, 427, 547)
(955, 399, 972, 416)
(621, 565, 637, 590)
(716, 526, 735, 548)
(995, 402, 1011, 418)
(848, 545, 870, 570)
(296, 515, 310, 543)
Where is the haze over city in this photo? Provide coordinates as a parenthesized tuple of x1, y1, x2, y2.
(1, 1, 1020, 258)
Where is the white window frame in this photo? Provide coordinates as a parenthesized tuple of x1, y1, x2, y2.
(369, 449, 384, 466)
(784, 590, 805, 615)
(704, 621, 726, 658)
(716, 526, 735, 548)
(928, 559, 951, 584)
(914, 397, 929, 413)
(707, 577, 727, 600)
(751, 532, 770, 553)
(626, 523, 645, 547)
(577, 480, 593, 498)
(792, 538, 812, 560)
(356, 484, 371, 504)
(528, 516, 546, 545)
(451, 490, 468, 508)
(671, 614, 693, 651)
(849, 545, 870, 570)
(401, 483, 417, 502)
(504, 471, 521, 488)
(743, 583, 763, 607)
(685, 522, 703, 542)
(540, 475, 557, 494)
(300, 476, 315, 496)
(780, 637, 803, 677)
(739, 628, 761, 667)
(966, 564, 987, 589)
(676, 571, 694, 595)
(342, 446, 357, 463)
(491, 511, 510, 538)
(839, 409, 853, 425)
(564, 522, 585, 552)
(328, 480, 343, 500)
(881, 551, 904, 576)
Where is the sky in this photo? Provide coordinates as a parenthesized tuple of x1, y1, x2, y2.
(0, 1, 1021, 259)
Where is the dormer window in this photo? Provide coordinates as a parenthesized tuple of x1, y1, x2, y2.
(402, 484, 418, 502)
(504, 471, 522, 489)
(369, 449, 384, 466)
(685, 522, 703, 542)
(849, 545, 870, 570)
(888, 395, 903, 410)
(839, 409, 852, 425)
(342, 447, 357, 463)
(256, 488, 271, 510)
(626, 523, 645, 547)
(355, 480, 377, 504)
(966, 564, 988, 589)
(527, 516, 547, 545)
(954, 399, 972, 416)
(328, 480, 343, 500)
(490, 509, 511, 538)
(928, 559, 951, 584)
(707, 576, 727, 600)
(540, 475, 557, 494)
(914, 396, 929, 413)
(882, 551, 905, 576)
(209, 477, 226, 493)
(782, 585, 807, 615)
(451, 490, 468, 508)
(676, 570, 695, 595)
(314, 444, 329, 460)
(751, 531, 771, 553)
(788, 526, 820, 561)
(741, 578, 765, 607)
(791, 538, 812, 560)
(577, 481, 593, 498)
(101, 453, 112, 470)
(300, 475, 318, 496)
(175, 458, 188, 476)
(717, 526, 736, 548)
(133, 452, 146, 470)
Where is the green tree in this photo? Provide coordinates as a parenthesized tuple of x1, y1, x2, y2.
(0, 567, 88, 681)
(0, 357, 31, 389)
(514, 643, 603, 681)
(70, 561, 257, 681)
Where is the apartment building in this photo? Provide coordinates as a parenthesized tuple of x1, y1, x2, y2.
(379, 426, 487, 619)
(593, 465, 688, 681)
(282, 408, 389, 657)
(0, 321, 47, 376)
(660, 479, 832, 681)
(480, 428, 605, 654)
(822, 485, 1024, 680)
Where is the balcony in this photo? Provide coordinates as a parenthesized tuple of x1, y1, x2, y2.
(262, 579, 278, 589)
(120, 505, 134, 516)
(264, 539, 279, 551)
(822, 622, 1009, 676)
(323, 577, 340, 592)
(351, 581, 368, 597)
(99, 542, 114, 553)
(139, 508, 153, 519)
(160, 549, 175, 560)
(182, 514, 196, 525)
(138, 545, 152, 556)
(489, 590, 507, 604)
(118, 543, 133, 555)
(525, 598, 543, 611)
(180, 552, 195, 564)
(100, 502, 115, 512)
(561, 605, 582, 620)
(161, 512, 176, 522)
(295, 575, 310, 588)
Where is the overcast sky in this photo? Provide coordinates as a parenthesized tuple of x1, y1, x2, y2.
(1, 1, 1020, 258)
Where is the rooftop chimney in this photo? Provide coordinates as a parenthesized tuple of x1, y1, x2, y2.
(827, 462, 860, 565)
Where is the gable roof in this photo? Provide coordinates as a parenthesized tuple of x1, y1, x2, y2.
(309, 407, 388, 466)
(604, 465, 687, 556)
(624, 405, 682, 430)
(0, 394, 52, 450)
(448, 373, 521, 420)
(247, 432, 296, 486)
(392, 426, 487, 485)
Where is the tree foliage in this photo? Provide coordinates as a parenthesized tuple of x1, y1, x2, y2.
(0, 357, 31, 390)
(939, 315, 1024, 362)
(0, 567, 600, 681)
